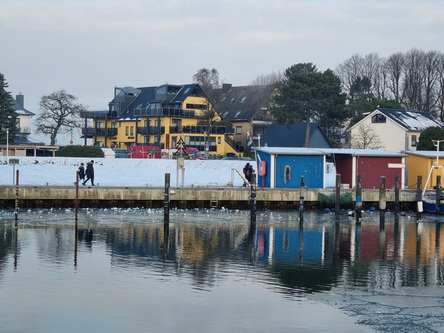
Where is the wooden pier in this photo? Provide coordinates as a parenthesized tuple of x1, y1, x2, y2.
(0, 185, 419, 210)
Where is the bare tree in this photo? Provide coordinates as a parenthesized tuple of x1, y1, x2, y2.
(335, 54, 364, 101)
(35, 90, 86, 146)
(384, 52, 404, 104)
(351, 124, 384, 149)
(422, 50, 441, 115)
(436, 54, 444, 121)
(192, 68, 221, 157)
(193, 68, 220, 92)
(250, 71, 283, 85)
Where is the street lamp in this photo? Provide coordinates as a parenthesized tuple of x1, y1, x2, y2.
(6, 115, 11, 157)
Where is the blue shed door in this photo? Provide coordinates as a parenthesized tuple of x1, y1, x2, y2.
(275, 155, 324, 188)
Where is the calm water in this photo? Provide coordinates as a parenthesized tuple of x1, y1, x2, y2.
(1, 208, 444, 333)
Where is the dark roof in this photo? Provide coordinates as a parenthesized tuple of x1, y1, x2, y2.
(376, 108, 443, 131)
(115, 84, 207, 120)
(213, 84, 275, 122)
(261, 123, 332, 148)
(12, 95, 35, 116)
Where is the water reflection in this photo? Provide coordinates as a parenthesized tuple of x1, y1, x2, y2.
(1, 210, 444, 332)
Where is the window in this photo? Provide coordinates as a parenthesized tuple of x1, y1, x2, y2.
(412, 135, 417, 147)
(130, 126, 134, 135)
(236, 126, 242, 134)
(96, 122, 102, 128)
(235, 111, 241, 117)
(125, 126, 129, 136)
(218, 137, 221, 144)
(372, 114, 386, 123)
(241, 96, 247, 103)
(111, 122, 117, 128)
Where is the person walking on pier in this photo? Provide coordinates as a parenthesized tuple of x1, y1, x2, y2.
(83, 160, 95, 186)
(78, 163, 85, 183)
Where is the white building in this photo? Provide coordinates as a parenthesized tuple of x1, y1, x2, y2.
(349, 108, 444, 152)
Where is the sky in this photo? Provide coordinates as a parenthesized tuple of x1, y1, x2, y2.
(2, 0, 444, 145)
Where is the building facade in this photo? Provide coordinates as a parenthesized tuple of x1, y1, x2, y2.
(81, 84, 239, 157)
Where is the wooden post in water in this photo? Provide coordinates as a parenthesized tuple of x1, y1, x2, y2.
(14, 170, 19, 227)
(75, 171, 79, 222)
(250, 173, 257, 224)
(394, 175, 400, 214)
(299, 174, 305, 223)
(335, 174, 341, 216)
(164, 173, 170, 223)
(355, 175, 362, 223)
(379, 176, 386, 227)
(436, 175, 441, 215)
(416, 176, 422, 220)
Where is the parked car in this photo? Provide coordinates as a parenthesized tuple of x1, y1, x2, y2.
(222, 156, 253, 161)
(167, 147, 205, 160)
(128, 145, 161, 158)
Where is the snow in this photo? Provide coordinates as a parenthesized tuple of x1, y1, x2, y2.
(0, 156, 336, 188)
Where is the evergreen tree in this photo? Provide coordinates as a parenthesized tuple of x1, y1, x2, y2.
(416, 126, 444, 150)
(0, 73, 18, 144)
(271, 63, 347, 147)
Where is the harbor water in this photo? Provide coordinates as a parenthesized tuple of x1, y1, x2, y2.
(1, 208, 444, 332)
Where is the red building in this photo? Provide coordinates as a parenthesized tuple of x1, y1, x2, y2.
(324, 149, 407, 189)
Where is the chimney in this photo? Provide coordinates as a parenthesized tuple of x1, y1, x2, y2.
(222, 83, 232, 94)
(16, 93, 24, 108)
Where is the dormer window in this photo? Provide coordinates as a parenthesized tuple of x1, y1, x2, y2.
(372, 114, 386, 123)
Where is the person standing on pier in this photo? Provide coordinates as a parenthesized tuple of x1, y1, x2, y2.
(243, 162, 253, 186)
(78, 163, 85, 183)
(83, 160, 95, 186)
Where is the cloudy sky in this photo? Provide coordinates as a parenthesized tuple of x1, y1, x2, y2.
(2, 0, 444, 144)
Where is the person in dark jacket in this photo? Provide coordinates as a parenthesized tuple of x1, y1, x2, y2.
(78, 163, 85, 182)
(243, 162, 253, 186)
(83, 160, 95, 186)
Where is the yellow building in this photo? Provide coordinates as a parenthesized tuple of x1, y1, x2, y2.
(81, 84, 239, 157)
(405, 150, 444, 189)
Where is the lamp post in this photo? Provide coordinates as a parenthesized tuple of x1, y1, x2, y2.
(6, 115, 12, 157)
(6, 128, 9, 157)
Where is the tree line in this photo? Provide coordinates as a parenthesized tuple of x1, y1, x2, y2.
(336, 49, 444, 121)
(2, 48, 443, 148)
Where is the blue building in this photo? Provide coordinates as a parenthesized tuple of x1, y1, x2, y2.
(256, 147, 328, 188)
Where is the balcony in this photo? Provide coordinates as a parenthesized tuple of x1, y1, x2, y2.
(18, 127, 31, 134)
(82, 128, 118, 136)
(137, 126, 165, 135)
(134, 107, 207, 119)
(169, 125, 234, 135)
(80, 110, 118, 119)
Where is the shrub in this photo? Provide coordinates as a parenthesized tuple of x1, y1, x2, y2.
(56, 145, 105, 157)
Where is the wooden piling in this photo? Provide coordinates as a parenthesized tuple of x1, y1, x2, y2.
(436, 175, 441, 216)
(394, 175, 400, 214)
(14, 170, 19, 227)
(299, 175, 305, 223)
(416, 175, 422, 220)
(75, 171, 79, 221)
(250, 173, 257, 224)
(335, 174, 341, 216)
(379, 176, 386, 226)
(355, 175, 362, 223)
(164, 173, 170, 223)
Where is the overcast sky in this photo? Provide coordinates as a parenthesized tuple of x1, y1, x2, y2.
(2, 0, 444, 145)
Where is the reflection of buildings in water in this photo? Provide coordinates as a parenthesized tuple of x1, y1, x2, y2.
(254, 222, 444, 289)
